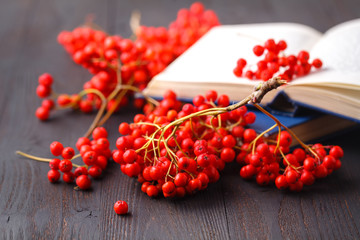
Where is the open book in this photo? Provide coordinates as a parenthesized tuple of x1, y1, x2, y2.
(144, 19, 360, 122)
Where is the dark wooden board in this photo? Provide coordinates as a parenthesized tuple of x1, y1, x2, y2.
(0, 0, 359, 239)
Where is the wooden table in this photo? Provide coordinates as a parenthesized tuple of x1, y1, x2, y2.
(1, 0, 360, 239)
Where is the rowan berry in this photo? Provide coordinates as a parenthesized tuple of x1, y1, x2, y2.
(35, 106, 50, 121)
(63, 172, 75, 183)
(62, 147, 75, 159)
(253, 45, 264, 56)
(114, 200, 128, 215)
(76, 175, 91, 190)
(47, 169, 60, 183)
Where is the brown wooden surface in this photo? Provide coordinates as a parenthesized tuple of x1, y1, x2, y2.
(1, 0, 360, 239)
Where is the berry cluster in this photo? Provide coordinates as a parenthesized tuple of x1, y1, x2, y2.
(35, 2, 220, 123)
(113, 89, 260, 198)
(18, 127, 112, 190)
(238, 130, 343, 192)
(49, 127, 111, 189)
(35, 73, 55, 120)
(136, 2, 220, 75)
(233, 39, 323, 81)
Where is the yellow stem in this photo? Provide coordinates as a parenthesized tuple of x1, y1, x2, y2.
(81, 88, 107, 138)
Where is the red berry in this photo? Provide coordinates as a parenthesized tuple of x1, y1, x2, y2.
(146, 185, 159, 197)
(114, 200, 128, 215)
(62, 147, 75, 159)
(47, 169, 60, 183)
(329, 146, 343, 159)
(76, 175, 91, 190)
(92, 127, 108, 139)
(162, 181, 176, 194)
(285, 169, 299, 184)
(253, 45, 264, 56)
(63, 172, 75, 183)
(312, 58, 322, 68)
(275, 175, 288, 189)
(205, 90, 217, 102)
(49, 158, 60, 170)
(36, 84, 51, 98)
(277, 40, 287, 51)
(300, 171, 315, 185)
(35, 106, 50, 121)
(50, 141, 64, 156)
(83, 151, 97, 166)
(59, 159, 73, 173)
(174, 173, 188, 187)
(38, 73, 54, 87)
(297, 50, 310, 64)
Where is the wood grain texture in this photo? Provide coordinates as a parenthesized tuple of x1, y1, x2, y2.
(0, 0, 360, 239)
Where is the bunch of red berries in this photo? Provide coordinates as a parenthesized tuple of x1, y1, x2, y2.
(233, 39, 323, 81)
(35, 73, 55, 120)
(46, 127, 112, 190)
(238, 131, 343, 192)
(35, 2, 220, 122)
(112, 89, 258, 198)
(136, 2, 220, 76)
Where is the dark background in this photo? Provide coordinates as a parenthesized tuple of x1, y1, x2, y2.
(1, 0, 360, 239)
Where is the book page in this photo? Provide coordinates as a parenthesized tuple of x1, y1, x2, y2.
(153, 23, 322, 86)
(310, 19, 360, 72)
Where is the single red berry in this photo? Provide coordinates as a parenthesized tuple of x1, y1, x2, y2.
(243, 129, 257, 143)
(275, 175, 288, 189)
(297, 50, 310, 64)
(76, 137, 91, 151)
(38, 73, 53, 87)
(114, 200, 128, 215)
(205, 90, 217, 102)
(146, 185, 159, 197)
(277, 40, 287, 50)
(76, 175, 91, 190)
(42, 99, 55, 110)
(329, 146, 343, 159)
(323, 155, 336, 170)
(303, 157, 316, 171)
(62, 147, 75, 159)
(35, 106, 50, 121)
(285, 169, 299, 184)
(88, 166, 103, 178)
(253, 45, 264, 56)
(188, 179, 202, 192)
(300, 170, 315, 185)
(236, 58, 247, 68)
(256, 173, 270, 186)
(36, 84, 51, 98)
(314, 165, 328, 178)
(220, 148, 235, 163)
(123, 149, 137, 164)
(311, 58, 322, 69)
(74, 166, 88, 177)
(59, 159, 73, 173)
(174, 173, 188, 187)
(50, 141, 64, 156)
(162, 181, 176, 194)
(47, 169, 60, 183)
(92, 127, 108, 140)
(63, 172, 75, 183)
(49, 158, 61, 170)
(83, 151, 97, 166)
(118, 122, 131, 135)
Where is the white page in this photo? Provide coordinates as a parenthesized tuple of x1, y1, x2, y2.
(153, 23, 322, 85)
(311, 18, 360, 72)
